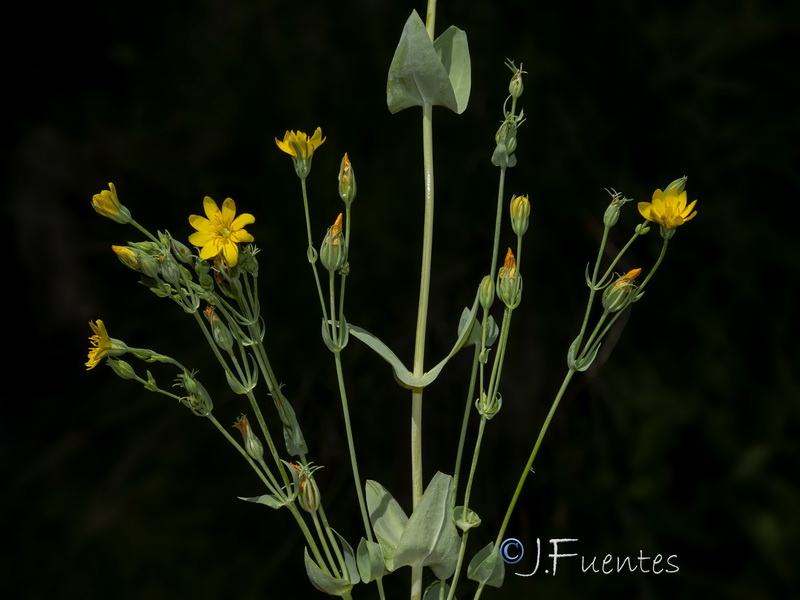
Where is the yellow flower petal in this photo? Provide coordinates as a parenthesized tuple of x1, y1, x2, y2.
(221, 198, 237, 225)
(203, 196, 222, 221)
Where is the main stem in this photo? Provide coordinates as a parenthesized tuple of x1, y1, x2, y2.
(410, 100, 435, 600)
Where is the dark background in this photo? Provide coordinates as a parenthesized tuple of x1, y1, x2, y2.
(4, 0, 798, 598)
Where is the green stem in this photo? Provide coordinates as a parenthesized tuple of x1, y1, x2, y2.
(638, 236, 669, 292)
(333, 353, 375, 545)
(492, 369, 576, 550)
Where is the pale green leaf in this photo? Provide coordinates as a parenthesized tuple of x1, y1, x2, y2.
(467, 542, 505, 588)
(357, 538, 386, 583)
(366, 480, 409, 572)
(433, 25, 471, 114)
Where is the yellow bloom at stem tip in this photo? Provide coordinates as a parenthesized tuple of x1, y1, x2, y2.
(275, 127, 326, 161)
(638, 188, 698, 230)
(85, 320, 127, 370)
(188, 197, 254, 267)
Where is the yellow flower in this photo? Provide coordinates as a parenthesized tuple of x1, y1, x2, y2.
(638, 188, 698, 230)
(85, 320, 127, 370)
(275, 127, 326, 161)
(91, 182, 131, 224)
(188, 197, 255, 266)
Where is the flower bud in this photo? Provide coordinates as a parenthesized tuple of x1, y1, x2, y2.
(137, 252, 162, 279)
(171, 237, 193, 264)
(497, 248, 522, 308)
(232, 415, 264, 462)
(479, 275, 495, 311)
(509, 195, 531, 236)
(91, 183, 132, 224)
(176, 371, 214, 416)
(320, 213, 346, 272)
(107, 358, 136, 380)
(112, 245, 141, 272)
(509, 69, 524, 99)
(291, 463, 322, 513)
(338, 153, 357, 206)
(664, 175, 687, 195)
(204, 305, 234, 352)
(602, 268, 641, 312)
(160, 255, 183, 287)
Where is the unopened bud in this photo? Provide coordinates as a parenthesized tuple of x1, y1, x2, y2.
(176, 371, 214, 416)
(107, 358, 136, 380)
(602, 268, 641, 312)
(112, 245, 141, 272)
(171, 238, 193, 264)
(497, 248, 522, 308)
(291, 463, 322, 513)
(338, 153, 357, 206)
(160, 255, 183, 287)
(204, 305, 234, 352)
(232, 415, 264, 462)
(509, 195, 531, 236)
(91, 183, 131, 224)
(479, 275, 495, 311)
(664, 176, 687, 195)
(507, 60, 525, 100)
(320, 213, 346, 272)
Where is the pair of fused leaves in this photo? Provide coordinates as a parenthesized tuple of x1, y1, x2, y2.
(304, 531, 361, 597)
(349, 287, 484, 390)
(366, 472, 461, 579)
(387, 10, 471, 114)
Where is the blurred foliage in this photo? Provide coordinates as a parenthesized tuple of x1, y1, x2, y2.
(4, 0, 798, 598)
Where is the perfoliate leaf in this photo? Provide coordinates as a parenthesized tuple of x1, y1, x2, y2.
(237, 494, 287, 509)
(350, 285, 480, 389)
(394, 472, 461, 579)
(304, 548, 352, 597)
(366, 480, 409, 572)
(332, 530, 360, 585)
(424, 580, 455, 600)
(433, 25, 471, 113)
(387, 10, 471, 114)
(467, 542, 505, 588)
(357, 538, 386, 583)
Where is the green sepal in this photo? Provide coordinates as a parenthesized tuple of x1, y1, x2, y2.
(387, 10, 471, 114)
(280, 459, 302, 501)
(303, 548, 353, 597)
(424, 580, 455, 600)
(357, 538, 386, 583)
(237, 493, 287, 509)
(349, 287, 480, 389)
(393, 472, 461, 580)
(453, 506, 481, 531)
(575, 342, 601, 371)
(466, 542, 505, 588)
(332, 530, 361, 585)
(366, 480, 409, 572)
